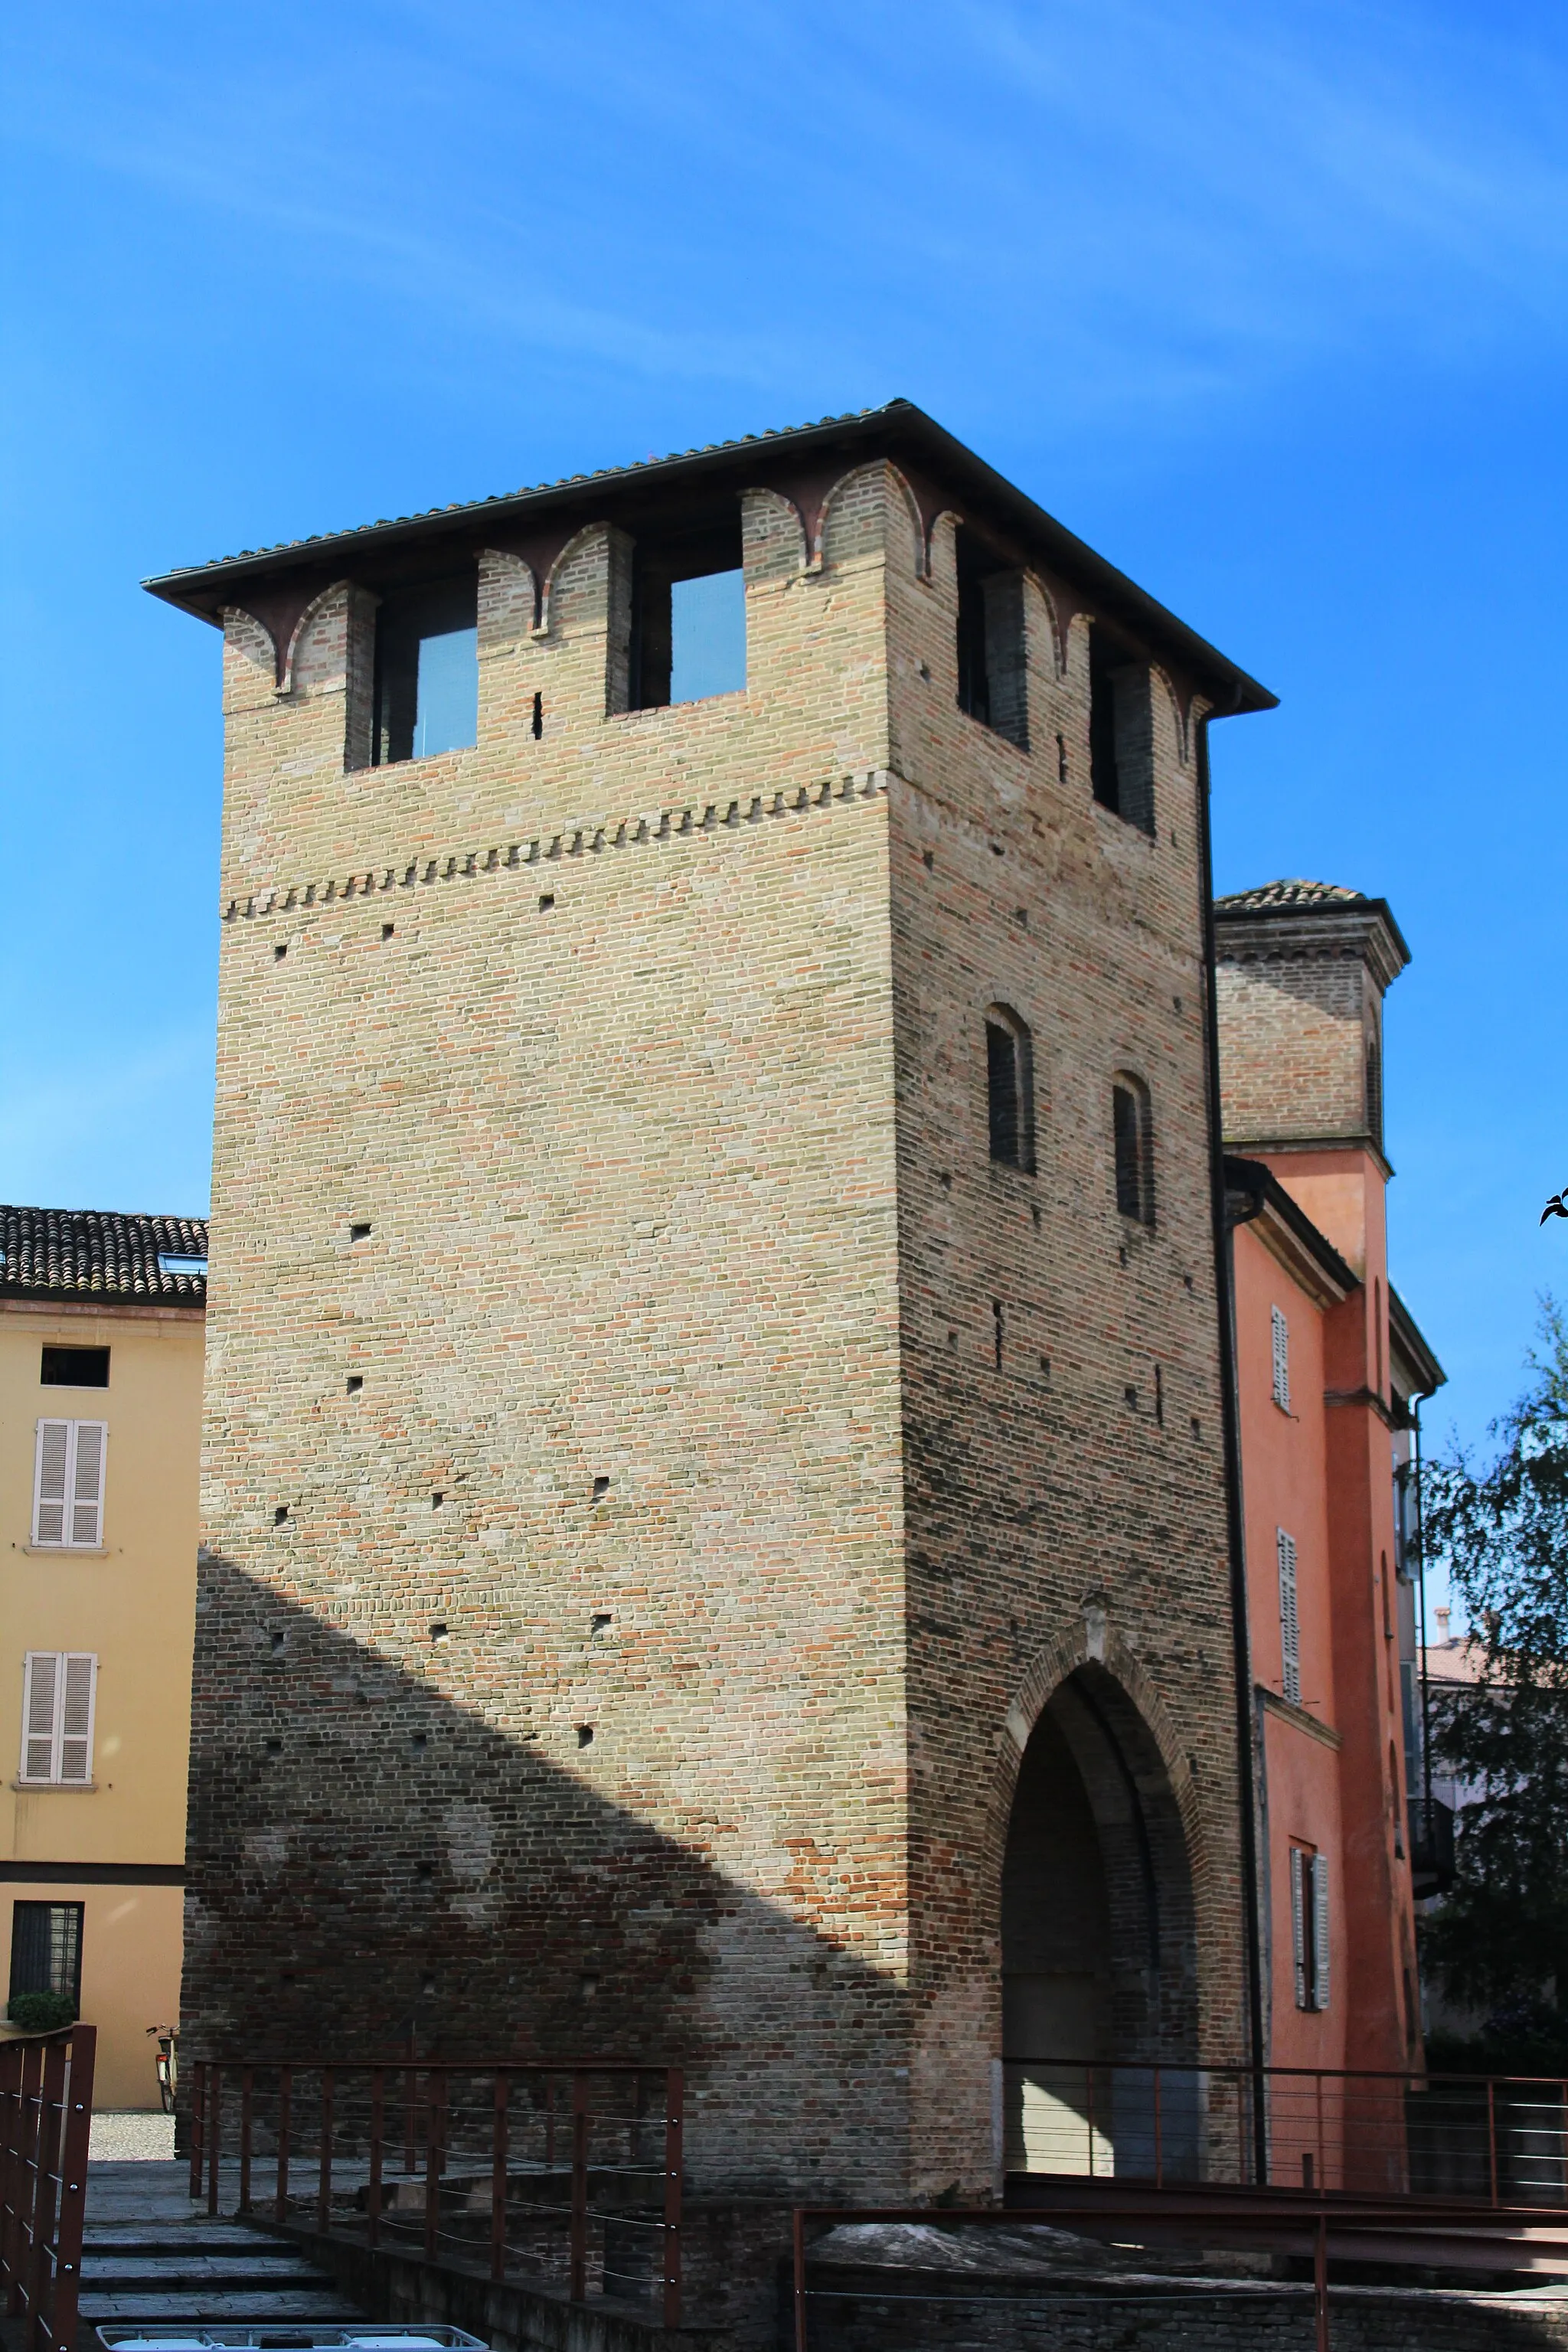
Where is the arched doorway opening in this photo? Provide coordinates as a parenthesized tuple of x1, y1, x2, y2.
(1001, 1664, 1198, 2175)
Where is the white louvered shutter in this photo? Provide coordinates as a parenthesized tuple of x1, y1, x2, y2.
(1290, 1847, 1308, 2009)
(58, 1655, 95, 1783)
(1312, 1855, 1331, 2011)
(1271, 1306, 1291, 1410)
(33, 1424, 69, 1546)
(22, 1655, 59, 1782)
(1278, 1529, 1301, 1705)
(70, 1424, 106, 1547)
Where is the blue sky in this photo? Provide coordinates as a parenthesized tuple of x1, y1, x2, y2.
(3, 0, 1566, 1511)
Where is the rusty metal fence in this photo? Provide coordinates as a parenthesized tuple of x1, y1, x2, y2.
(0, 2026, 95, 2352)
(1006, 2056, 1568, 2203)
(188, 2060, 682, 2324)
(796, 2190, 1568, 2352)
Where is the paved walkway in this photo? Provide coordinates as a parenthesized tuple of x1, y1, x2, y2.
(80, 2118, 365, 2334)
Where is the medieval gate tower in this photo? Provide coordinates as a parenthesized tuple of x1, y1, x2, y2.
(149, 403, 1272, 2199)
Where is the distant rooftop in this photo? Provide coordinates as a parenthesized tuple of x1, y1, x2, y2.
(0, 1207, 208, 1307)
(1215, 880, 1369, 913)
(1214, 877, 1411, 980)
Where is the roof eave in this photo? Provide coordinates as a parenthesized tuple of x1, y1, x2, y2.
(141, 400, 1275, 714)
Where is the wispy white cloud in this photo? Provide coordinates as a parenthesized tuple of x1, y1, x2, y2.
(10, 0, 1568, 434)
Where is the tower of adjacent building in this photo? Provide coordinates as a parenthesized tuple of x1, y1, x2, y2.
(1215, 880, 1423, 2076)
(148, 403, 1273, 2197)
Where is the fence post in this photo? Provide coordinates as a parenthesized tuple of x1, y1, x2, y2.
(276, 2066, 292, 2224)
(569, 2072, 589, 2302)
(207, 2063, 220, 2216)
(51, 2027, 95, 2352)
(0, 2041, 19, 2308)
(11, 2039, 43, 2317)
(318, 2069, 334, 2236)
(792, 2208, 808, 2352)
(490, 2073, 508, 2283)
(188, 2059, 204, 2204)
(662, 2068, 684, 2328)
(1488, 2079, 1499, 2207)
(239, 2069, 253, 2216)
(368, 2068, 384, 2252)
(1152, 2066, 1162, 2188)
(424, 2071, 445, 2264)
(1314, 2211, 1329, 2352)
(26, 2039, 67, 2344)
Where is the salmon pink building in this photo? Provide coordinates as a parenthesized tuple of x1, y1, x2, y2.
(1217, 880, 1444, 2098)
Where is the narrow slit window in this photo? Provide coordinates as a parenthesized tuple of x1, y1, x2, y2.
(373, 576, 479, 765)
(32, 1421, 106, 1548)
(1292, 1848, 1330, 2011)
(19, 1654, 96, 1785)
(1278, 1527, 1301, 1706)
(1112, 1075, 1153, 1224)
(1312, 1855, 1331, 2010)
(1271, 1306, 1291, 1412)
(955, 528, 1027, 749)
(1088, 626, 1154, 833)
(1366, 1028, 1383, 1148)
(985, 1006, 1035, 1171)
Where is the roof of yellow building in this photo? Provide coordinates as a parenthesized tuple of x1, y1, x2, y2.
(0, 1206, 207, 1305)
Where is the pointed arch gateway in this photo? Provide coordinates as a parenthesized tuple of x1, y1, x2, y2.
(999, 1639, 1201, 2177)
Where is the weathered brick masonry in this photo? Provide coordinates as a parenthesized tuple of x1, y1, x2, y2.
(148, 403, 1274, 2201)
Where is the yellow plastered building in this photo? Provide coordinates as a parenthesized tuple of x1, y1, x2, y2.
(0, 1208, 204, 2109)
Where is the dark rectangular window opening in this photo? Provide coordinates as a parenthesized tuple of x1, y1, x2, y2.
(1089, 624, 1155, 833)
(373, 575, 479, 766)
(630, 518, 746, 710)
(986, 1010, 1035, 1172)
(1113, 1077, 1154, 1225)
(9, 1902, 83, 2005)
(956, 528, 1027, 750)
(1089, 626, 1122, 812)
(41, 1347, 109, 1389)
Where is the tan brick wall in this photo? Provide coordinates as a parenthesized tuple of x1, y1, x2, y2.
(1215, 925, 1381, 1150)
(189, 446, 1246, 2200)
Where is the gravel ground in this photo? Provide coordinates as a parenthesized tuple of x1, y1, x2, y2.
(89, 2111, 177, 2161)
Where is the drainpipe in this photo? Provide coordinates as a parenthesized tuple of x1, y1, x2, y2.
(1195, 707, 1269, 2187)
(1411, 1392, 1436, 1815)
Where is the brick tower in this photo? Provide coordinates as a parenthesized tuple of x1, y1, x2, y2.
(147, 403, 1273, 2200)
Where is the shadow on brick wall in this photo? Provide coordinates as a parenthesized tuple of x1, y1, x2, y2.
(184, 1555, 910, 2200)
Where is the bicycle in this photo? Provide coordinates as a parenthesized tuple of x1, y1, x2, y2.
(146, 2023, 178, 2115)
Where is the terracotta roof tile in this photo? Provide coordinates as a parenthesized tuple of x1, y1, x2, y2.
(0, 1207, 208, 1305)
(1214, 880, 1368, 913)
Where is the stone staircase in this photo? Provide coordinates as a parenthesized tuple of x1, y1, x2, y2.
(80, 2162, 365, 2335)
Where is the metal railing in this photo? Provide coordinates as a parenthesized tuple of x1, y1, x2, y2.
(188, 2060, 682, 2324)
(1005, 2055, 1568, 2204)
(0, 2025, 95, 2352)
(797, 2190, 1568, 2352)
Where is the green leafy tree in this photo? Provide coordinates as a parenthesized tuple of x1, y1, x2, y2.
(1422, 1302, 1568, 2055)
